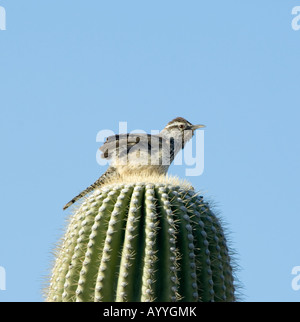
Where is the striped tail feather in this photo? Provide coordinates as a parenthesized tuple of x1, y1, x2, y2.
(63, 167, 118, 210)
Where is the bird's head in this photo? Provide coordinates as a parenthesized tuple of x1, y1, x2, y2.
(161, 117, 205, 146)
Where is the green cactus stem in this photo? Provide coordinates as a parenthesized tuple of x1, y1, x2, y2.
(46, 176, 236, 302)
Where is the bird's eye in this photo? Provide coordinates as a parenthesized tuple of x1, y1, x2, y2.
(179, 124, 185, 130)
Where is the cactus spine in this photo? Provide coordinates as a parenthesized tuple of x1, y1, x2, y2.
(46, 177, 235, 302)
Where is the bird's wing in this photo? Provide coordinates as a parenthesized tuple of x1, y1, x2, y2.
(99, 133, 165, 160)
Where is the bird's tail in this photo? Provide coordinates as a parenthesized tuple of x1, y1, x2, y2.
(63, 167, 118, 210)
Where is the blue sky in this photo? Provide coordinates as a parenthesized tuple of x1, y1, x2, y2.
(0, 0, 300, 302)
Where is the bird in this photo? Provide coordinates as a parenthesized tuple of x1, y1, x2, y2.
(63, 117, 205, 210)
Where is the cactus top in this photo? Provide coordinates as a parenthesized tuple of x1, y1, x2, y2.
(46, 175, 236, 302)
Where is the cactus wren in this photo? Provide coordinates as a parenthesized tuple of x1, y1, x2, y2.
(63, 117, 205, 210)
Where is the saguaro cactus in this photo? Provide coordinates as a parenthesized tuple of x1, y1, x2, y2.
(46, 176, 235, 302)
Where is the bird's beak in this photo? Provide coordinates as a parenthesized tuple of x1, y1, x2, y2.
(191, 124, 206, 130)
